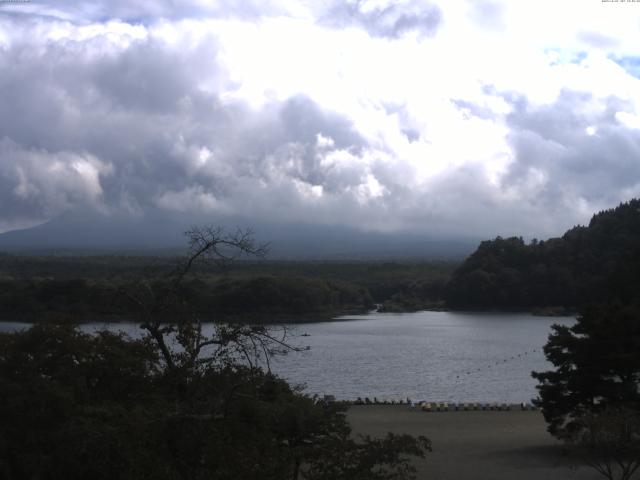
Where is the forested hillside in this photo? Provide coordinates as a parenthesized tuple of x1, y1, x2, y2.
(445, 199, 640, 309)
(0, 276, 374, 322)
(0, 256, 455, 321)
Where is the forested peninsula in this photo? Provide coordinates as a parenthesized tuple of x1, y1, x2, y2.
(445, 199, 640, 311)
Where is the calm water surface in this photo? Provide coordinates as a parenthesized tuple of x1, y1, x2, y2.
(0, 311, 574, 403)
(270, 311, 574, 403)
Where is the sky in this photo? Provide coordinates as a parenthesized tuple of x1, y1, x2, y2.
(1, 0, 640, 240)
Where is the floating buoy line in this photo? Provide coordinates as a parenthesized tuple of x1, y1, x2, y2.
(343, 397, 538, 411)
(455, 347, 542, 379)
(303, 341, 544, 409)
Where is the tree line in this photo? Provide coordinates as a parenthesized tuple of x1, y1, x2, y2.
(0, 276, 374, 322)
(0, 254, 455, 320)
(445, 199, 640, 310)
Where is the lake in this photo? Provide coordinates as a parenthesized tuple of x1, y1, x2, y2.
(269, 311, 574, 403)
(0, 311, 574, 403)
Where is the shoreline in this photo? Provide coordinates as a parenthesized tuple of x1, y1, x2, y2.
(377, 304, 577, 317)
(0, 305, 578, 325)
(0, 308, 370, 325)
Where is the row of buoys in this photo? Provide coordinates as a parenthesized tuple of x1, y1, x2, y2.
(414, 401, 537, 412)
(456, 348, 541, 378)
(348, 397, 537, 410)
(353, 397, 410, 405)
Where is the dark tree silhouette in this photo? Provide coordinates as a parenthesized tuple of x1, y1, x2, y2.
(533, 303, 640, 437)
(0, 227, 431, 480)
(446, 199, 640, 310)
(533, 303, 640, 480)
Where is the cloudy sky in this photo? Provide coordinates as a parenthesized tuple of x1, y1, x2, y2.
(1, 0, 640, 240)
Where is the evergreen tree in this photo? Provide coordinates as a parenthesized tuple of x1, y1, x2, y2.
(532, 302, 640, 438)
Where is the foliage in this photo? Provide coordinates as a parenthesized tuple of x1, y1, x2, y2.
(0, 325, 430, 479)
(0, 324, 161, 480)
(532, 303, 640, 438)
(446, 199, 640, 309)
(194, 276, 374, 316)
(0, 276, 374, 323)
(0, 227, 432, 479)
(304, 432, 431, 480)
(0, 237, 458, 319)
(0, 257, 460, 321)
(377, 292, 445, 313)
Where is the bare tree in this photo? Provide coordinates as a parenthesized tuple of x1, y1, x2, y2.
(122, 226, 302, 374)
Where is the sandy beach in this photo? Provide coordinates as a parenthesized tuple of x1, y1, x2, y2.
(347, 405, 601, 480)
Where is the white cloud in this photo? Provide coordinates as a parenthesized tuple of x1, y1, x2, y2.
(616, 111, 640, 130)
(155, 185, 229, 213)
(0, 139, 111, 221)
(1, 0, 640, 240)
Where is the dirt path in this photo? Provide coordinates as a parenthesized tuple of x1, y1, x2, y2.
(347, 405, 601, 480)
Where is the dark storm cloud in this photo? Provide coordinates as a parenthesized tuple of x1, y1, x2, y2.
(322, 0, 442, 39)
(2, 2, 640, 241)
(503, 90, 640, 210)
(0, 18, 371, 229)
(0, 29, 229, 211)
(6, 0, 285, 23)
(279, 96, 364, 149)
(0, 138, 109, 227)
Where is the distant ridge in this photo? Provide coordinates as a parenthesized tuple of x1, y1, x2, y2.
(0, 212, 477, 260)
